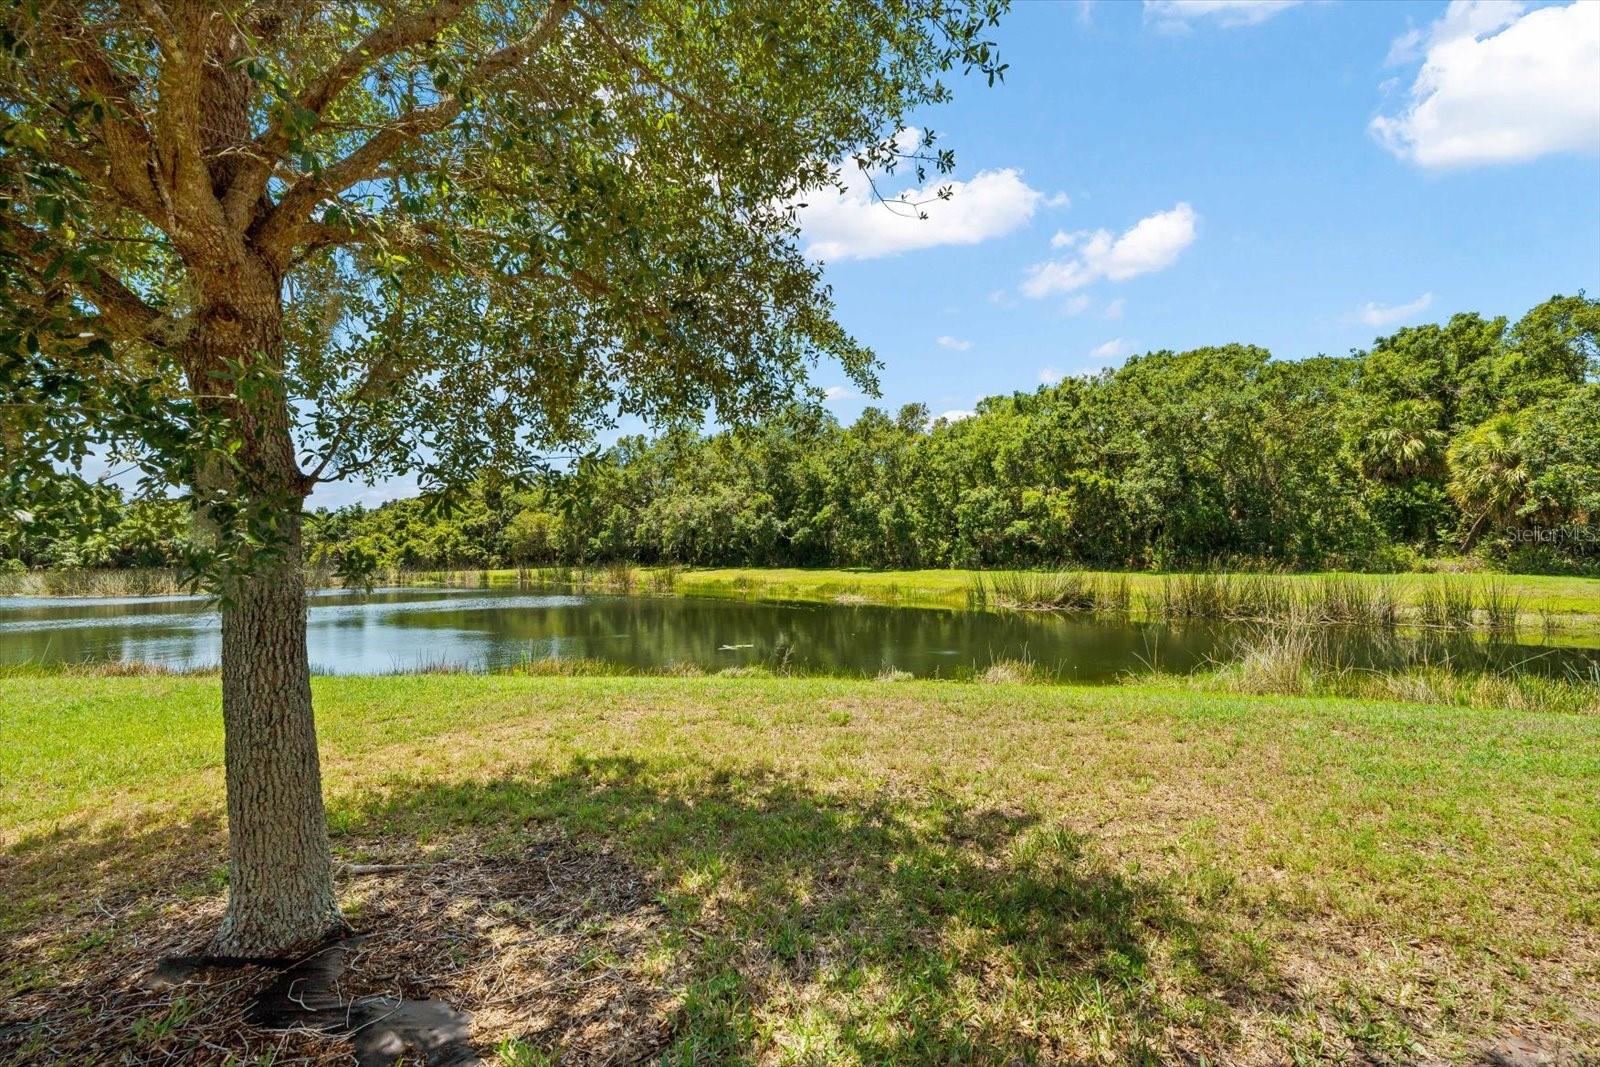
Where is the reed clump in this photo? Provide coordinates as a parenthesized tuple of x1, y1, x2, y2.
(1173, 626, 1597, 715)
(1418, 581, 1476, 631)
(643, 566, 681, 596)
(381, 567, 494, 589)
(1479, 579, 1522, 637)
(1211, 624, 1325, 696)
(979, 657, 1052, 685)
(0, 567, 191, 598)
(968, 570, 1131, 614)
(1150, 572, 1404, 627)
(384, 563, 667, 596)
(1306, 576, 1401, 628)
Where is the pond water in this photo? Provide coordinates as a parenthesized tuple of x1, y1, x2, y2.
(4, 586, 1599, 682)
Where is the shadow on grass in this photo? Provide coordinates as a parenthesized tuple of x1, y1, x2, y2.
(332, 756, 1280, 1063)
(2, 757, 1280, 1063)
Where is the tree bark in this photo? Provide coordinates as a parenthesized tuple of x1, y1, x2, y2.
(187, 279, 344, 957)
(211, 506, 344, 956)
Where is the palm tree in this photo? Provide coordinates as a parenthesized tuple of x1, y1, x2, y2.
(1448, 413, 1531, 550)
(1361, 399, 1447, 481)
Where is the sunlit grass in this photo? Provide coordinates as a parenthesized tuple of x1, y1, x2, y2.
(379, 565, 1600, 632)
(4, 673, 1598, 1061)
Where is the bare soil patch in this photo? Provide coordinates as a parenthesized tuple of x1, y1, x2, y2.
(1, 828, 679, 1065)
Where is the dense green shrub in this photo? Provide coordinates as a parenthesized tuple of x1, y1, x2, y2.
(7, 296, 1595, 575)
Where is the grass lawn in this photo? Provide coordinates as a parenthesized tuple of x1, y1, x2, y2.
(3, 673, 1598, 1064)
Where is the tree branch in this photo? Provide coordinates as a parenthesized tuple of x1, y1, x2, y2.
(576, 6, 725, 125)
(0, 217, 178, 347)
(224, 0, 476, 224)
(298, 213, 635, 317)
(302, 359, 407, 486)
(53, 14, 166, 223)
(253, 0, 574, 266)
(144, 4, 249, 267)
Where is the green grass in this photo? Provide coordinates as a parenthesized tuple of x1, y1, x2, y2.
(670, 566, 982, 608)
(4, 673, 1599, 1063)
(402, 564, 1600, 630)
(677, 566, 1600, 620)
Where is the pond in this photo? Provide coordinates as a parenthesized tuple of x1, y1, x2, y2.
(4, 586, 1600, 683)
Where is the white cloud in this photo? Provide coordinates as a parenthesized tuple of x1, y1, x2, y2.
(1024, 260, 1096, 296)
(1090, 338, 1131, 361)
(1385, 1, 1525, 65)
(936, 335, 973, 351)
(1022, 203, 1198, 298)
(1039, 367, 1065, 385)
(936, 409, 975, 423)
(1372, 1, 1600, 168)
(1385, 28, 1426, 67)
(1103, 297, 1126, 320)
(1145, 0, 1304, 30)
(1050, 229, 1085, 249)
(823, 385, 856, 401)
(801, 165, 1045, 261)
(1062, 294, 1094, 316)
(1358, 292, 1434, 328)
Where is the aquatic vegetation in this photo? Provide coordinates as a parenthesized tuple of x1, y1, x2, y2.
(1419, 581, 1477, 630)
(968, 570, 1131, 614)
(1480, 579, 1523, 636)
(1176, 625, 1600, 716)
(0, 567, 193, 598)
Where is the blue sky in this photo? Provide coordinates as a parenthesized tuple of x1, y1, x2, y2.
(803, 0, 1600, 423)
(313, 0, 1600, 505)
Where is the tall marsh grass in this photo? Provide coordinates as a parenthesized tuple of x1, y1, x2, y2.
(971, 569, 1519, 634)
(968, 570, 1131, 613)
(1413, 579, 1523, 635)
(1149, 572, 1402, 627)
(1308, 576, 1401, 628)
(1418, 582, 1477, 631)
(1479, 580, 1522, 636)
(382, 564, 681, 596)
(0, 567, 192, 598)
(1176, 624, 1598, 715)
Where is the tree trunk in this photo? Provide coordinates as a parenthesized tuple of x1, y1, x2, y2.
(211, 509, 344, 955)
(188, 284, 344, 957)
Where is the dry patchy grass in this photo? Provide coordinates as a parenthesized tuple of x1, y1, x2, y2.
(3, 674, 1598, 1064)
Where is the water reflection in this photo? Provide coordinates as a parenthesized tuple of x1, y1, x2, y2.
(1, 587, 1597, 682)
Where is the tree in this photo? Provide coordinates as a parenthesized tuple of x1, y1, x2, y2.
(1, 0, 1005, 955)
(1500, 294, 1600, 408)
(1514, 385, 1600, 532)
(1448, 413, 1531, 550)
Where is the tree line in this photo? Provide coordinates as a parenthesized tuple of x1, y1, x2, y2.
(6, 295, 1596, 578)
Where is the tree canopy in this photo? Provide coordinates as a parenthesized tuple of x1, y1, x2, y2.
(267, 294, 1586, 577)
(8, 295, 1595, 579)
(2, 0, 1004, 568)
(0, 0, 1008, 956)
